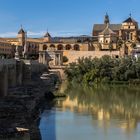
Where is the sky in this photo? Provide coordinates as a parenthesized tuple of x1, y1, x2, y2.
(0, 0, 139, 37)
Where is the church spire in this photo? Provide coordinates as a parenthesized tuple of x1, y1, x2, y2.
(104, 13, 110, 24)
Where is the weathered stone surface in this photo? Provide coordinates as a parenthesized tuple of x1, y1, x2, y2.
(0, 70, 59, 139)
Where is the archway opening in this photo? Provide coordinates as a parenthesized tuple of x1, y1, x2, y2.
(43, 45, 48, 51)
(50, 44, 56, 51)
(125, 46, 128, 55)
(73, 44, 80, 51)
(65, 44, 72, 50)
(57, 44, 63, 50)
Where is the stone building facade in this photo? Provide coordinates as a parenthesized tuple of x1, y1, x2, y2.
(2, 14, 140, 65)
(0, 39, 15, 58)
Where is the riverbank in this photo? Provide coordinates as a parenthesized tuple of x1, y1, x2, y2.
(0, 71, 60, 139)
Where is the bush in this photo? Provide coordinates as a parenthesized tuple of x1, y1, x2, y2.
(63, 56, 69, 63)
(65, 55, 140, 85)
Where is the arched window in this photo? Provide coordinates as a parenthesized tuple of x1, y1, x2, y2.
(125, 46, 128, 55)
(73, 44, 80, 51)
(43, 45, 48, 50)
(49, 44, 56, 51)
(57, 44, 63, 50)
(65, 44, 71, 50)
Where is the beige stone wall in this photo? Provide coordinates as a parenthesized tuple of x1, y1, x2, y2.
(63, 50, 120, 64)
(0, 41, 15, 56)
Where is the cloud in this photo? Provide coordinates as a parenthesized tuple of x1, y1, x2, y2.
(0, 32, 17, 37)
(51, 31, 88, 37)
(0, 30, 90, 38)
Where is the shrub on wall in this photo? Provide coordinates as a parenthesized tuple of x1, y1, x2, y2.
(63, 56, 69, 63)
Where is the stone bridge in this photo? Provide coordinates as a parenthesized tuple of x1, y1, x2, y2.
(0, 59, 47, 97)
(49, 65, 67, 81)
(0, 59, 23, 96)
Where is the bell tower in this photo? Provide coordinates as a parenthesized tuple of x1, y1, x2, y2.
(104, 13, 110, 24)
(121, 14, 138, 41)
(17, 26, 26, 46)
(44, 31, 52, 42)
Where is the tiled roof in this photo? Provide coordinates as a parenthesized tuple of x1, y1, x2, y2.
(123, 17, 137, 23)
(18, 28, 25, 34)
(93, 24, 122, 32)
(99, 25, 116, 35)
(27, 38, 43, 43)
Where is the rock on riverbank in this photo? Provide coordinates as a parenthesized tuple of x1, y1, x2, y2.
(0, 71, 59, 139)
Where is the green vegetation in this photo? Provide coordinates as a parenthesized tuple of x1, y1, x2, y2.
(65, 55, 140, 85)
(63, 56, 69, 63)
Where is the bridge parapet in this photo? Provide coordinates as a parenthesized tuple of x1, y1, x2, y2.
(0, 59, 16, 72)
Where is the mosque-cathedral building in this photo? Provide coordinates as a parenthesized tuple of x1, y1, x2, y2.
(0, 14, 140, 65)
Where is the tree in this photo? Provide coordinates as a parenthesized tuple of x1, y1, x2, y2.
(63, 56, 69, 63)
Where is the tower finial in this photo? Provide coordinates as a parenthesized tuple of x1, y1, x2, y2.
(104, 12, 110, 24)
(129, 13, 132, 17)
(21, 24, 22, 29)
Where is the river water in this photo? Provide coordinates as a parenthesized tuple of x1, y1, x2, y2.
(39, 82, 140, 140)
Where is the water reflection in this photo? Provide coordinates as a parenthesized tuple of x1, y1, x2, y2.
(61, 83, 140, 133)
(39, 109, 56, 140)
(39, 82, 140, 140)
(39, 103, 56, 140)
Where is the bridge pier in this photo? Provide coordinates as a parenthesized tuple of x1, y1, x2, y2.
(16, 60, 23, 86)
(0, 59, 49, 97)
(0, 65, 8, 96)
(8, 64, 17, 88)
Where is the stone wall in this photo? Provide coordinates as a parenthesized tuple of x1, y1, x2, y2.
(22, 60, 48, 85)
(63, 50, 120, 64)
(0, 59, 17, 96)
(0, 59, 48, 97)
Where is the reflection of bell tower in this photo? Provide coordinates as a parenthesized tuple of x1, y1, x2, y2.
(17, 26, 25, 46)
(104, 13, 110, 24)
(44, 32, 52, 42)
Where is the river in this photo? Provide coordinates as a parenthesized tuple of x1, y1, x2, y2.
(39, 82, 140, 140)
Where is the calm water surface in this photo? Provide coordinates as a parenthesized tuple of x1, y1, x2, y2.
(39, 82, 140, 140)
